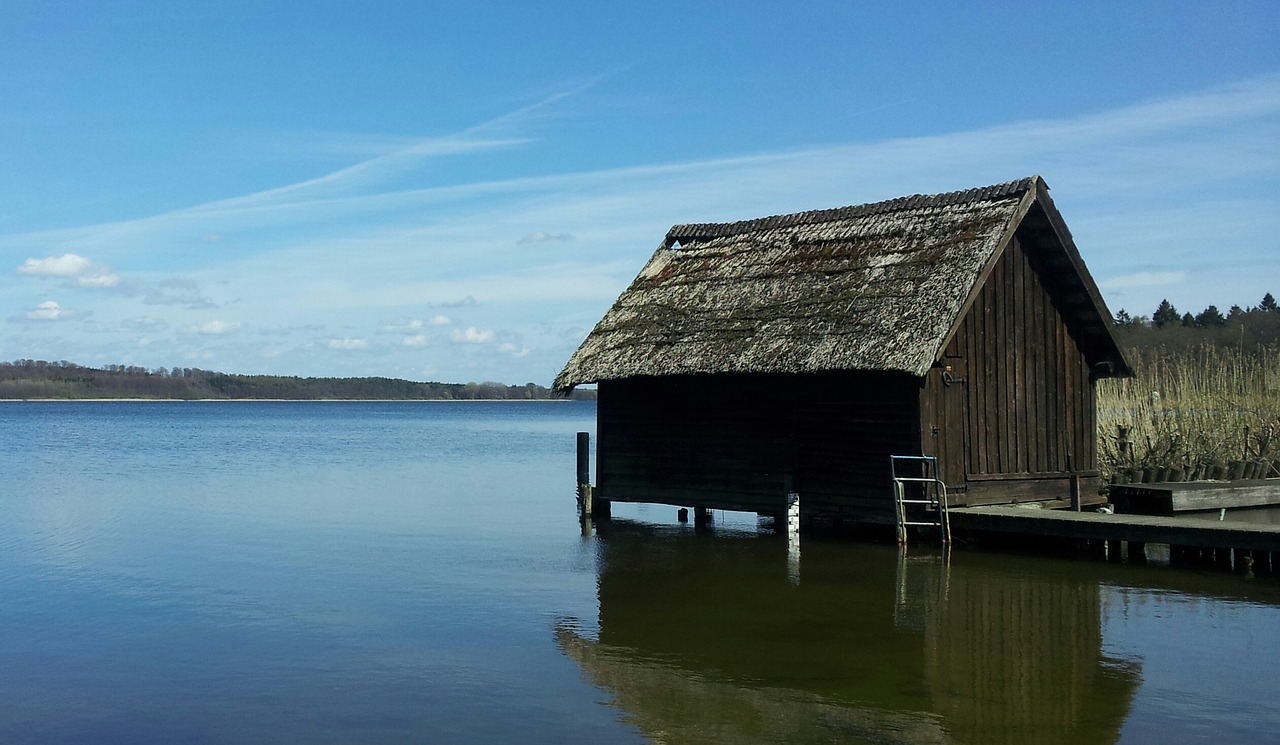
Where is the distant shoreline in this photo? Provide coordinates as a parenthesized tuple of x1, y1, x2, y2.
(0, 360, 594, 401)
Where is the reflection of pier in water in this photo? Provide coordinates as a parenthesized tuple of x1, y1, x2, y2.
(558, 522, 1139, 745)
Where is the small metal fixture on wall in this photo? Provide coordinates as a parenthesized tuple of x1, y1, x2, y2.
(942, 365, 965, 387)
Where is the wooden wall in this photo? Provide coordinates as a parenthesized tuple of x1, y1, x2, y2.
(920, 228, 1101, 505)
(598, 375, 796, 514)
(597, 371, 919, 518)
(794, 372, 921, 517)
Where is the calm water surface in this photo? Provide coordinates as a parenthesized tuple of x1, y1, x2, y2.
(1, 401, 1277, 743)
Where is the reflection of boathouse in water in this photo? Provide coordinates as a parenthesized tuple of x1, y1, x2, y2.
(555, 177, 1133, 523)
(557, 528, 1139, 744)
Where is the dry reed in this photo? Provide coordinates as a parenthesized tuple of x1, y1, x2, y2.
(1096, 345, 1280, 483)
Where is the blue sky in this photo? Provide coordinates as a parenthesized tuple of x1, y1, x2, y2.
(2, 2, 1277, 384)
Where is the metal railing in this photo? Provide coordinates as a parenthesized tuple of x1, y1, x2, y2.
(890, 455, 951, 545)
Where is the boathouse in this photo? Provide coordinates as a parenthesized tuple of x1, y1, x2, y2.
(555, 176, 1133, 522)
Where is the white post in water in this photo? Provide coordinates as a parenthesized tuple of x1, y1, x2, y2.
(786, 486, 801, 584)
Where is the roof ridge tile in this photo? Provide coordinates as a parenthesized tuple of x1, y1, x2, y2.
(667, 176, 1040, 241)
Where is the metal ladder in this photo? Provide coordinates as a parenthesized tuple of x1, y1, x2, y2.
(890, 455, 951, 545)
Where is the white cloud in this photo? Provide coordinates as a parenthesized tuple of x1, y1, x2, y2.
(451, 326, 494, 344)
(328, 338, 368, 350)
(402, 334, 428, 347)
(18, 254, 92, 277)
(77, 274, 121, 287)
(429, 315, 453, 325)
(17, 253, 120, 287)
(498, 342, 530, 357)
(517, 231, 574, 245)
(26, 300, 69, 320)
(382, 318, 424, 332)
(193, 320, 240, 335)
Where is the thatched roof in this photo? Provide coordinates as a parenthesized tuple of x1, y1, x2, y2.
(556, 176, 1129, 389)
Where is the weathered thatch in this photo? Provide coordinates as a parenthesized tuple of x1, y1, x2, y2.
(556, 176, 1127, 390)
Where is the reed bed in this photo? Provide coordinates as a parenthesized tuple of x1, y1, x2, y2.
(1097, 345, 1280, 484)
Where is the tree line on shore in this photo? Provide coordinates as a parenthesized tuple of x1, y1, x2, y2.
(1111, 292, 1279, 351)
(0, 360, 595, 400)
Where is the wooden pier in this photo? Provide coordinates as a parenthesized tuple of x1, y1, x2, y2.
(950, 504, 1280, 553)
(1110, 479, 1280, 515)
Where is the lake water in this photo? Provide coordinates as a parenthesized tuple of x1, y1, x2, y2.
(1, 401, 1277, 744)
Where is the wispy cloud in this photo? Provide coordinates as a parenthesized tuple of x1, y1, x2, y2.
(381, 318, 424, 333)
(17, 253, 120, 287)
(451, 327, 494, 344)
(191, 320, 240, 335)
(328, 338, 368, 350)
(126, 277, 216, 309)
(26, 300, 71, 320)
(517, 231, 574, 245)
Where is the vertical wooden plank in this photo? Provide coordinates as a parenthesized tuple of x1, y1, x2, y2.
(1031, 246, 1047, 474)
(982, 281, 996, 475)
(1022, 239, 1034, 473)
(1003, 245, 1013, 476)
(1044, 275, 1060, 472)
(950, 336, 966, 486)
(993, 265, 1004, 475)
(1066, 329, 1078, 473)
(1013, 238, 1028, 473)
(966, 307, 981, 475)
(1061, 306, 1074, 473)
(989, 263, 1003, 474)
(1084, 354, 1097, 470)
(1075, 329, 1086, 473)
(1003, 249, 1016, 474)
(1023, 238, 1038, 474)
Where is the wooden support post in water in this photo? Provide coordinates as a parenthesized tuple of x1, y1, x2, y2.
(576, 432, 592, 520)
(694, 506, 712, 530)
(1070, 474, 1082, 512)
(578, 484, 592, 537)
(1128, 541, 1147, 564)
(1237, 549, 1254, 578)
(785, 475, 800, 584)
(1107, 540, 1123, 562)
(576, 432, 590, 492)
(574, 431, 609, 521)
